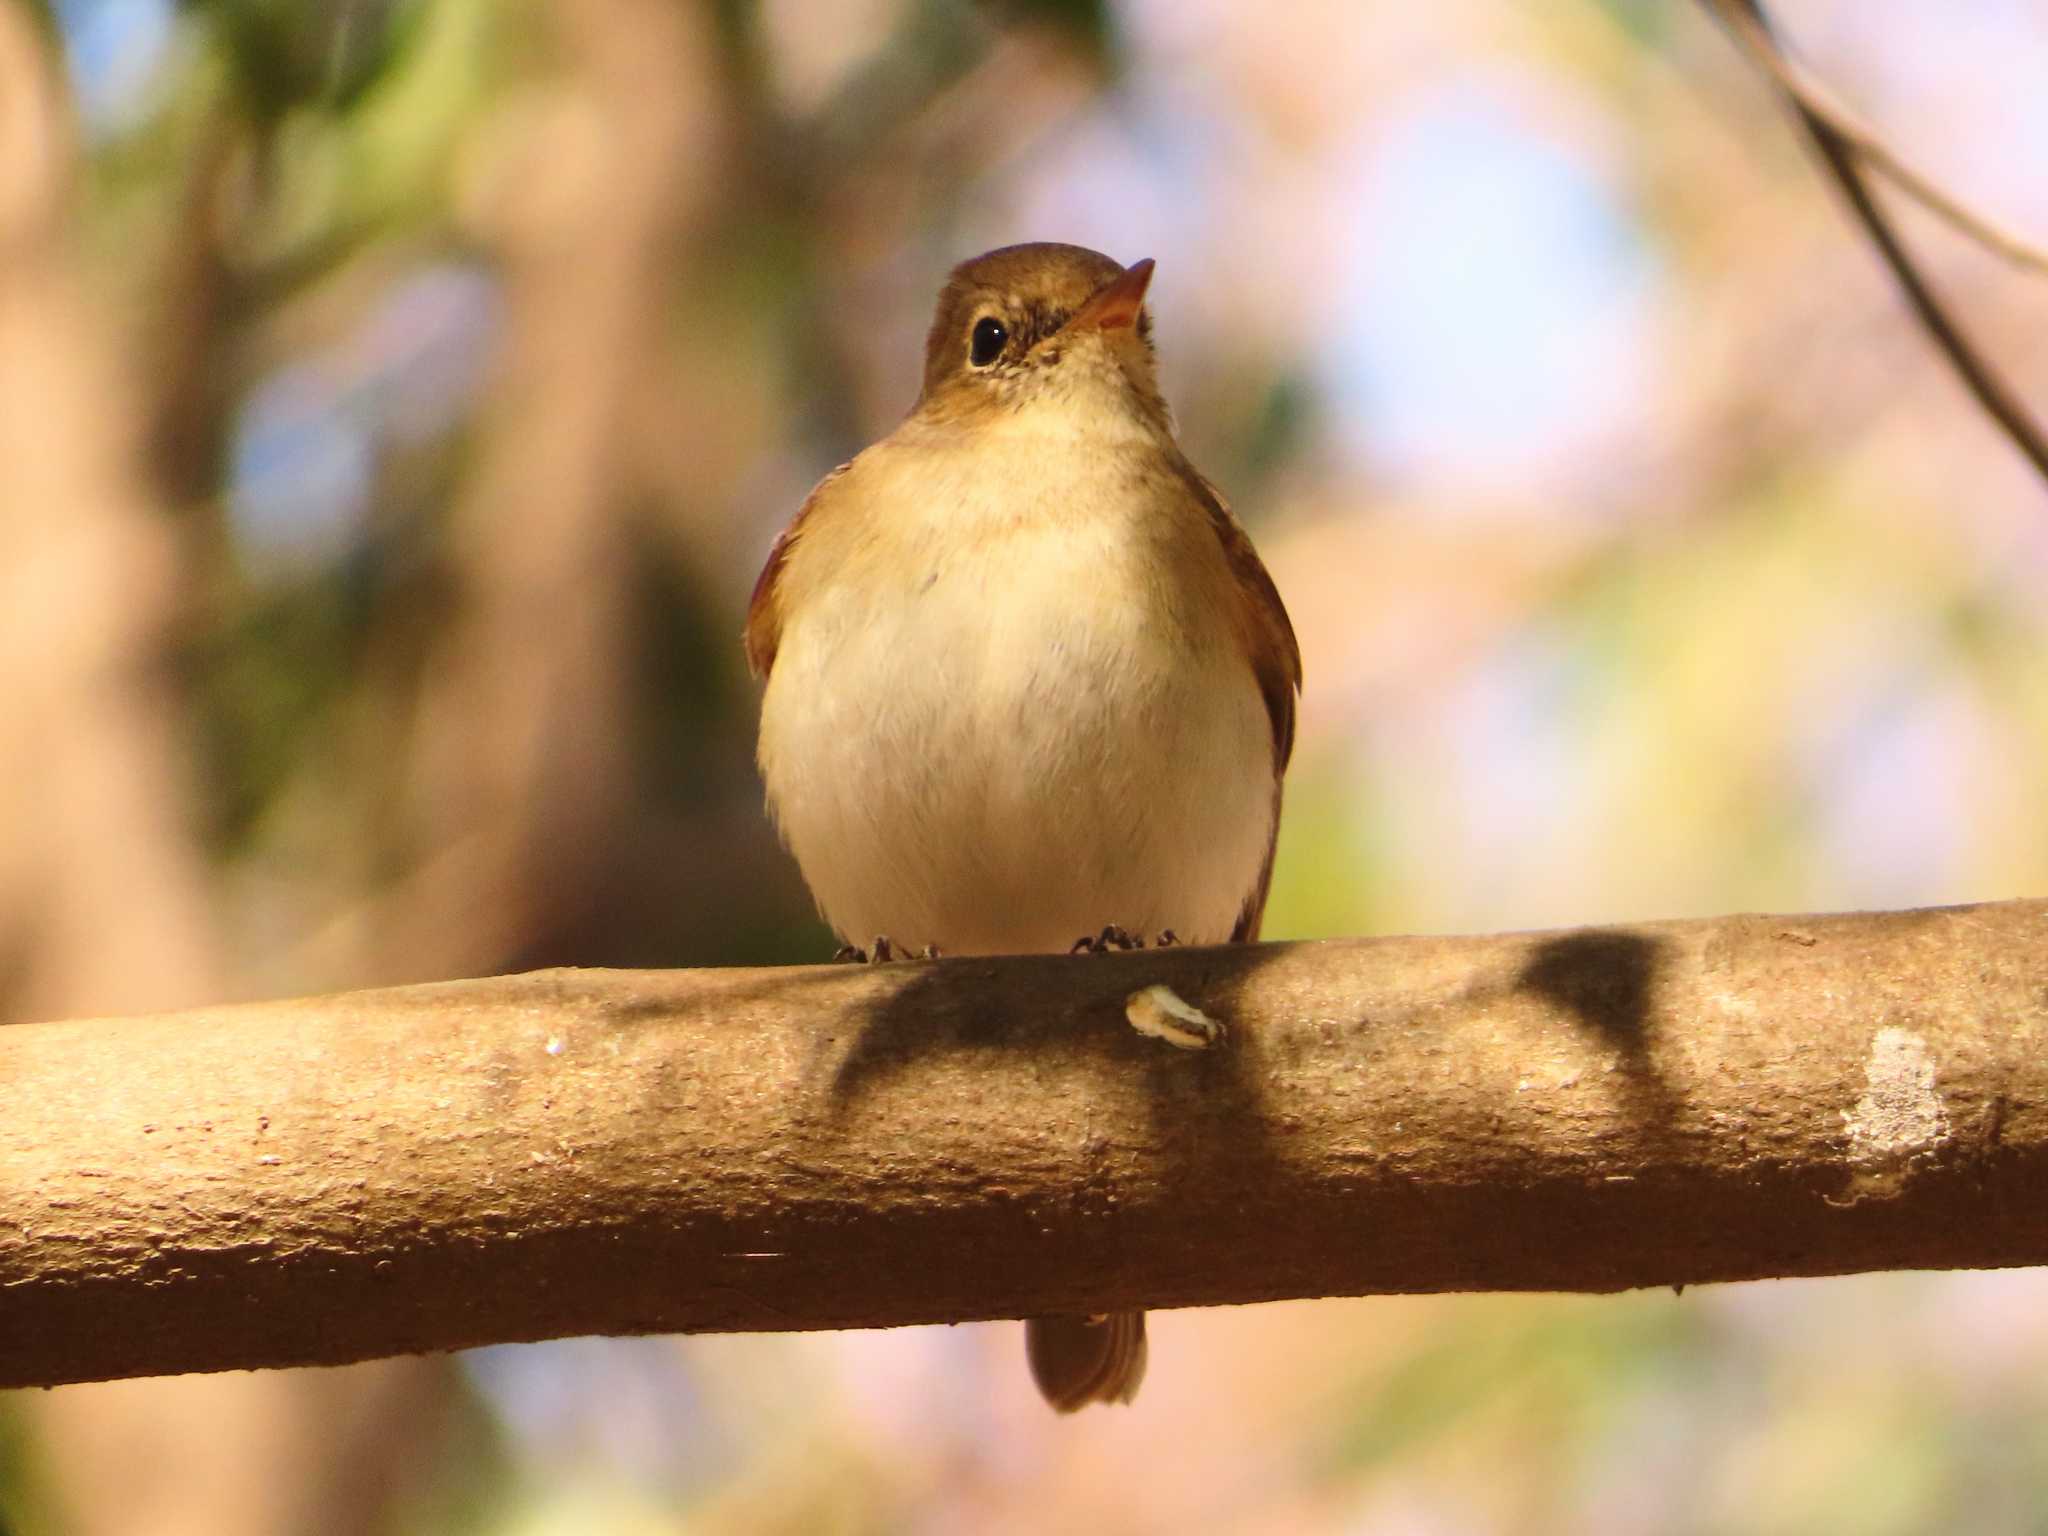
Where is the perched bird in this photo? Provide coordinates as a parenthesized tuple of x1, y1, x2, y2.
(746, 243, 1300, 1411)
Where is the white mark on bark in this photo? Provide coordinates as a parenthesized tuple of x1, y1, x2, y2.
(1834, 1026, 1948, 1202)
(1125, 985, 1223, 1050)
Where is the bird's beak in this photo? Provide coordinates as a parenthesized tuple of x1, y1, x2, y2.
(1070, 258, 1155, 332)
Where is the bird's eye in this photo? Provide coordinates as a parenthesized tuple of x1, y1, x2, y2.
(969, 317, 1008, 367)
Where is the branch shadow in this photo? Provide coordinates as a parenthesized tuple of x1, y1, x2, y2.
(813, 941, 1297, 1306)
(821, 945, 1288, 1113)
(1511, 927, 1679, 1125)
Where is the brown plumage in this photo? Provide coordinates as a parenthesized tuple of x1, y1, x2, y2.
(747, 243, 1299, 1409)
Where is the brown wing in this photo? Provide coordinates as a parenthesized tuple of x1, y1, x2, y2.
(744, 462, 852, 679)
(1181, 465, 1301, 943)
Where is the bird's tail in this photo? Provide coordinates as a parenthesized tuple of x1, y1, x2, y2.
(1025, 1311, 1148, 1412)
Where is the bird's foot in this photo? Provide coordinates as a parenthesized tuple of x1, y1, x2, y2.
(1072, 924, 1140, 954)
(1070, 924, 1142, 954)
(833, 936, 909, 964)
(1071, 925, 1180, 954)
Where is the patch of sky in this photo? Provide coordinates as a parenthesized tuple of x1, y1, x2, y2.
(227, 262, 498, 580)
(465, 1337, 725, 1496)
(1792, 635, 1977, 906)
(1441, 623, 1594, 867)
(227, 361, 377, 579)
(53, 0, 176, 135)
(1797, 0, 2048, 221)
(1814, 678, 1978, 906)
(997, 92, 1200, 287)
(1326, 79, 1660, 503)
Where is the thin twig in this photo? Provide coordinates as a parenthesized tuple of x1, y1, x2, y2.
(1708, 0, 2048, 485)
(1711, 0, 2048, 277)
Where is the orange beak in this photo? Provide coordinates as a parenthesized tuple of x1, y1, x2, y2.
(1070, 258, 1155, 332)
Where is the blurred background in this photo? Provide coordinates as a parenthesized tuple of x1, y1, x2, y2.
(2, 0, 2046, 1530)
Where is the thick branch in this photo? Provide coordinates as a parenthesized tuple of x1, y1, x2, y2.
(4, 898, 2046, 1390)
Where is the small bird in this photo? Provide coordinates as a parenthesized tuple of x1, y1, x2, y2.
(746, 243, 1300, 1411)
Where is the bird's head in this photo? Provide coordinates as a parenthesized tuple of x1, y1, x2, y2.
(915, 243, 1166, 429)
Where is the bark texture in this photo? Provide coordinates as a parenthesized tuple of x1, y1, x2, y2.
(4, 898, 2045, 1390)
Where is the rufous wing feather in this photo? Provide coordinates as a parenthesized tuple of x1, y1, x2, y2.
(1180, 464, 1300, 943)
(744, 461, 853, 679)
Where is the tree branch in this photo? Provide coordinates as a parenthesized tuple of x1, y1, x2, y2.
(1708, 0, 2048, 278)
(1707, 0, 2048, 485)
(4, 898, 2045, 1391)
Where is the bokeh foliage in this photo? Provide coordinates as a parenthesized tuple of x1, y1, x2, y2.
(3, 0, 2046, 1531)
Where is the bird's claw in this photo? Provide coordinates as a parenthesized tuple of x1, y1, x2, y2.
(1071, 924, 1141, 954)
(833, 936, 912, 964)
(1071, 925, 1179, 954)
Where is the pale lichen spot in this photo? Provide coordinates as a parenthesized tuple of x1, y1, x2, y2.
(1835, 1026, 1949, 1203)
(1125, 984, 1223, 1050)
(1711, 989, 1760, 1019)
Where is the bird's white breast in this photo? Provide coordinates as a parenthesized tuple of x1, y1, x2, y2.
(757, 419, 1275, 956)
